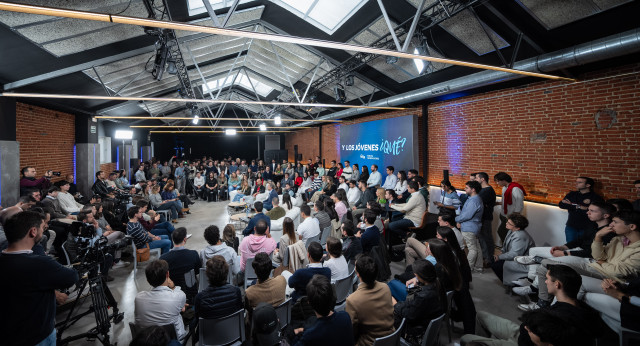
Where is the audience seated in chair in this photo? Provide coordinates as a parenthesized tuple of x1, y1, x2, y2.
(313, 200, 332, 231)
(160, 227, 201, 304)
(200, 225, 238, 276)
(341, 220, 363, 264)
(296, 205, 320, 243)
(262, 183, 279, 211)
(355, 209, 380, 254)
(387, 181, 426, 243)
(273, 217, 298, 265)
(582, 276, 640, 335)
(245, 252, 287, 313)
(291, 274, 355, 346)
(265, 197, 286, 220)
(127, 206, 172, 254)
(194, 256, 243, 320)
(287, 242, 331, 302)
(346, 254, 395, 346)
(324, 236, 349, 281)
(239, 219, 277, 271)
(243, 201, 272, 237)
(491, 212, 536, 285)
(134, 259, 188, 342)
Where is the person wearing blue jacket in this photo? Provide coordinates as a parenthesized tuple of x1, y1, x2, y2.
(262, 182, 279, 211)
(456, 181, 484, 273)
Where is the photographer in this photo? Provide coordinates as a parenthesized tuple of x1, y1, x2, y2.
(19, 166, 52, 196)
(0, 211, 78, 346)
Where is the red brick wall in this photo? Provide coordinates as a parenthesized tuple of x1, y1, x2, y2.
(100, 163, 117, 174)
(427, 63, 640, 203)
(16, 103, 75, 183)
(285, 108, 425, 172)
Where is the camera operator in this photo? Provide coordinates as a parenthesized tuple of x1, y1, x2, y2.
(19, 166, 53, 197)
(92, 171, 115, 199)
(41, 186, 77, 221)
(0, 211, 78, 346)
(75, 211, 116, 281)
(92, 203, 129, 269)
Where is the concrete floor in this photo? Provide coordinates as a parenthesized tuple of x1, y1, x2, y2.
(57, 199, 527, 346)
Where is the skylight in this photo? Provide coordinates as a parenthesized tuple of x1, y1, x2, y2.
(187, 0, 252, 17)
(271, 0, 368, 35)
(202, 73, 274, 97)
(413, 48, 424, 74)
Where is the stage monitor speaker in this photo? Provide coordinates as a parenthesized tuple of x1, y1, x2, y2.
(443, 169, 449, 182)
(264, 149, 288, 163)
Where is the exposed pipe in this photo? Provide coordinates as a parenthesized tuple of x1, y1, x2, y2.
(294, 27, 640, 127)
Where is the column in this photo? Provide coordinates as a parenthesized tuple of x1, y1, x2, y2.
(0, 97, 19, 207)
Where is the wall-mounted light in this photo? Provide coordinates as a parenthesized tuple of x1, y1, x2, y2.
(115, 130, 133, 139)
(225, 129, 237, 135)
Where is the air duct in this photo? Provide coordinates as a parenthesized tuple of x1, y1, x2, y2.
(294, 27, 640, 127)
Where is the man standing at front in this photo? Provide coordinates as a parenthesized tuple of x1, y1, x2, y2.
(0, 211, 79, 346)
(494, 172, 525, 245)
(456, 181, 484, 273)
(559, 176, 603, 243)
(475, 172, 496, 265)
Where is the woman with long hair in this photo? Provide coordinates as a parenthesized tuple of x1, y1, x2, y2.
(376, 187, 387, 207)
(282, 193, 294, 211)
(324, 198, 339, 222)
(293, 172, 302, 192)
(360, 165, 370, 182)
(223, 224, 239, 252)
(395, 170, 408, 196)
(231, 178, 252, 202)
(435, 180, 461, 214)
(150, 185, 180, 223)
(351, 163, 360, 182)
(273, 217, 297, 265)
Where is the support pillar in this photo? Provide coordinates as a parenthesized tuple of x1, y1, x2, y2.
(141, 146, 152, 162)
(75, 115, 99, 197)
(0, 98, 19, 206)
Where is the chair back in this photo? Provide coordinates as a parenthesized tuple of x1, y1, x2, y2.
(335, 268, 356, 304)
(199, 310, 245, 346)
(244, 257, 257, 290)
(274, 298, 292, 330)
(421, 313, 446, 346)
(282, 245, 290, 268)
(410, 211, 429, 230)
(199, 267, 209, 292)
(129, 322, 177, 340)
(372, 318, 405, 346)
(305, 233, 321, 247)
(184, 269, 197, 289)
(320, 226, 331, 246)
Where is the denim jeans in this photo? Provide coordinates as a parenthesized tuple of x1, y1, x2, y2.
(35, 329, 56, 346)
(149, 235, 172, 254)
(156, 201, 181, 220)
(564, 225, 584, 243)
(387, 279, 408, 302)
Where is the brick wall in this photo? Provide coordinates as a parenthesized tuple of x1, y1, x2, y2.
(16, 103, 75, 183)
(427, 63, 640, 203)
(100, 163, 117, 174)
(285, 107, 424, 172)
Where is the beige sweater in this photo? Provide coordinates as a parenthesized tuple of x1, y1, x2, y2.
(590, 236, 640, 281)
(390, 191, 426, 226)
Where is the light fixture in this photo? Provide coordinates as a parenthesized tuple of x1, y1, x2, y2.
(115, 130, 133, 139)
(0, 2, 575, 82)
(274, 116, 282, 125)
(333, 84, 346, 103)
(225, 129, 237, 135)
(386, 56, 398, 64)
(192, 115, 199, 124)
(345, 75, 354, 86)
(259, 123, 267, 131)
(166, 58, 178, 75)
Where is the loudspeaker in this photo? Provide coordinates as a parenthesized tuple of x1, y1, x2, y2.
(264, 150, 288, 163)
(443, 169, 449, 182)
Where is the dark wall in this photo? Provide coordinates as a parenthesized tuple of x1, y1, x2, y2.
(150, 133, 268, 161)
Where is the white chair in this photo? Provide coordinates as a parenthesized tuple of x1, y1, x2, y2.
(373, 318, 405, 346)
(199, 309, 245, 346)
(132, 240, 161, 274)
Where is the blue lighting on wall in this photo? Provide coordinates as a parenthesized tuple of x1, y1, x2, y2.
(116, 146, 120, 170)
(93, 144, 97, 183)
(73, 145, 77, 184)
(435, 91, 470, 102)
(444, 105, 465, 174)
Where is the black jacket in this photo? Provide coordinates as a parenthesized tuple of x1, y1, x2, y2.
(394, 283, 444, 335)
(342, 237, 363, 263)
(92, 179, 111, 197)
(194, 284, 243, 319)
(355, 188, 375, 209)
(559, 190, 603, 230)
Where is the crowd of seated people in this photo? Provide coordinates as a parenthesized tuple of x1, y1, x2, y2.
(2, 154, 640, 346)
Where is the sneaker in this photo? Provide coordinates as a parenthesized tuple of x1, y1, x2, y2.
(512, 285, 533, 296)
(518, 302, 540, 312)
(186, 234, 193, 239)
(514, 256, 542, 265)
(511, 277, 532, 287)
(112, 261, 130, 269)
(171, 219, 179, 224)
(472, 268, 484, 274)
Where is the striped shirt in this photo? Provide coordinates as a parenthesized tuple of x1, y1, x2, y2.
(127, 221, 150, 248)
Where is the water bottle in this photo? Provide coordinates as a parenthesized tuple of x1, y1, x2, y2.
(245, 205, 249, 217)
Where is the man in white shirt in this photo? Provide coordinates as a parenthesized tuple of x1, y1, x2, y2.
(388, 181, 426, 240)
(494, 172, 525, 245)
(367, 164, 382, 187)
(135, 259, 187, 342)
(296, 205, 320, 242)
(324, 236, 349, 281)
(346, 180, 362, 207)
(56, 181, 83, 214)
(337, 176, 349, 192)
(381, 166, 398, 190)
(342, 160, 353, 181)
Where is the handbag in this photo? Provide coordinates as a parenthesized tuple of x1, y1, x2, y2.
(136, 243, 151, 262)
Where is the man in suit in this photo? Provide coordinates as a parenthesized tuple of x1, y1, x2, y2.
(262, 183, 279, 211)
(243, 201, 271, 237)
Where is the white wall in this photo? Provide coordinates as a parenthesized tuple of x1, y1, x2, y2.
(428, 186, 568, 247)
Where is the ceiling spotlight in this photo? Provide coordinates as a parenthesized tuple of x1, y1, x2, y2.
(345, 75, 354, 86)
(259, 123, 267, 131)
(166, 59, 177, 75)
(192, 115, 199, 125)
(274, 116, 282, 125)
(333, 84, 346, 103)
(225, 129, 237, 135)
(309, 94, 317, 103)
(386, 56, 398, 64)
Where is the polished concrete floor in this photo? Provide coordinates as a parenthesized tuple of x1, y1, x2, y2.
(57, 199, 528, 346)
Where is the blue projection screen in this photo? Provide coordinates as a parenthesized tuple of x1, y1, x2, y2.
(339, 115, 419, 181)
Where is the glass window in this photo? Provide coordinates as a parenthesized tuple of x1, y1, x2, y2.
(270, 0, 368, 35)
(203, 73, 274, 97)
(188, 0, 251, 17)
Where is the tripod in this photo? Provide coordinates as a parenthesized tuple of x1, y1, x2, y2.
(56, 262, 124, 345)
